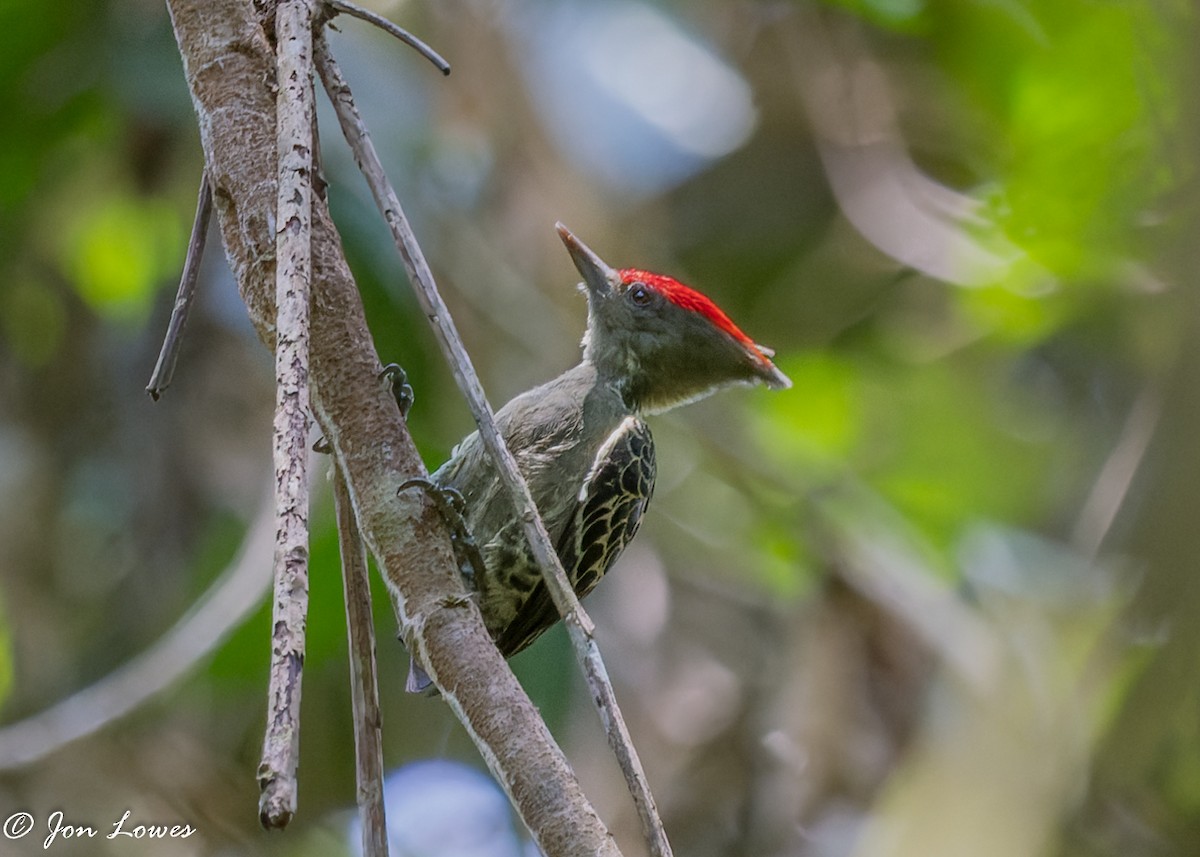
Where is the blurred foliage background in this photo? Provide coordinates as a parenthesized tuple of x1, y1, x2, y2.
(1, 0, 1198, 855)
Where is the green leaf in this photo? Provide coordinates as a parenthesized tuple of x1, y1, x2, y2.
(61, 194, 184, 324)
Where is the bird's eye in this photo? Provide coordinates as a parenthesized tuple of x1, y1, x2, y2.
(628, 282, 653, 307)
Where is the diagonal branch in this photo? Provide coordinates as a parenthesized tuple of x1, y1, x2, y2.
(314, 32, 672, 857)
(0, 487, 274, 771)
(1071, 386, 1161, 559)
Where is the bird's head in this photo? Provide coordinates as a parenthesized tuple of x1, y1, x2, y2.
(557, 222, 791, 414)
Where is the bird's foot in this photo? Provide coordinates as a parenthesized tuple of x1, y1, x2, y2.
(398, 478, 485, 590)
(380, 363, 415, 419)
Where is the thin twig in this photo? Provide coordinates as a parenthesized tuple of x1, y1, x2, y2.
(334, 465, 390, 857)
(147, 171, 212, 400)
(325, 0, 450, 75)
(259, 0, 317, 829)
(0, 489, 273, 771)
(314, 35, 672, 857)
(1071, 386, 1161, 560)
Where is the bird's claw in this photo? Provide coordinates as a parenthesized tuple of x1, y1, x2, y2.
(398, 478, 485, 589)
(380, 363, 415, 419)
(399, 478, 467, 518)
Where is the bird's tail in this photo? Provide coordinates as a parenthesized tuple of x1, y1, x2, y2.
(406, 656, 438, 695)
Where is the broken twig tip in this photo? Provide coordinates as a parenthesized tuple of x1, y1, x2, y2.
(146, 171, 213, 399)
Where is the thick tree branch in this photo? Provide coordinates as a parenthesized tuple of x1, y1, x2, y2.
(164, 0, 621, 852)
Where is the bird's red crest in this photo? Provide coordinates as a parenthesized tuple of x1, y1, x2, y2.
(619, 268, 772, 366)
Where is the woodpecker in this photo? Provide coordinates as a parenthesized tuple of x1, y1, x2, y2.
(408, 223, 790, 692)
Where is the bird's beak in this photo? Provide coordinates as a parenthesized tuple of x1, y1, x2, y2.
(747, 342, 792, 389)
(557, 222, 621, 298)
(756, 358, 793, 391)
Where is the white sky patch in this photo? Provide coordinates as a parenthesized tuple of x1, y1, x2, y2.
(577, 4, 757, 160)
(512, 0, 758, 194)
